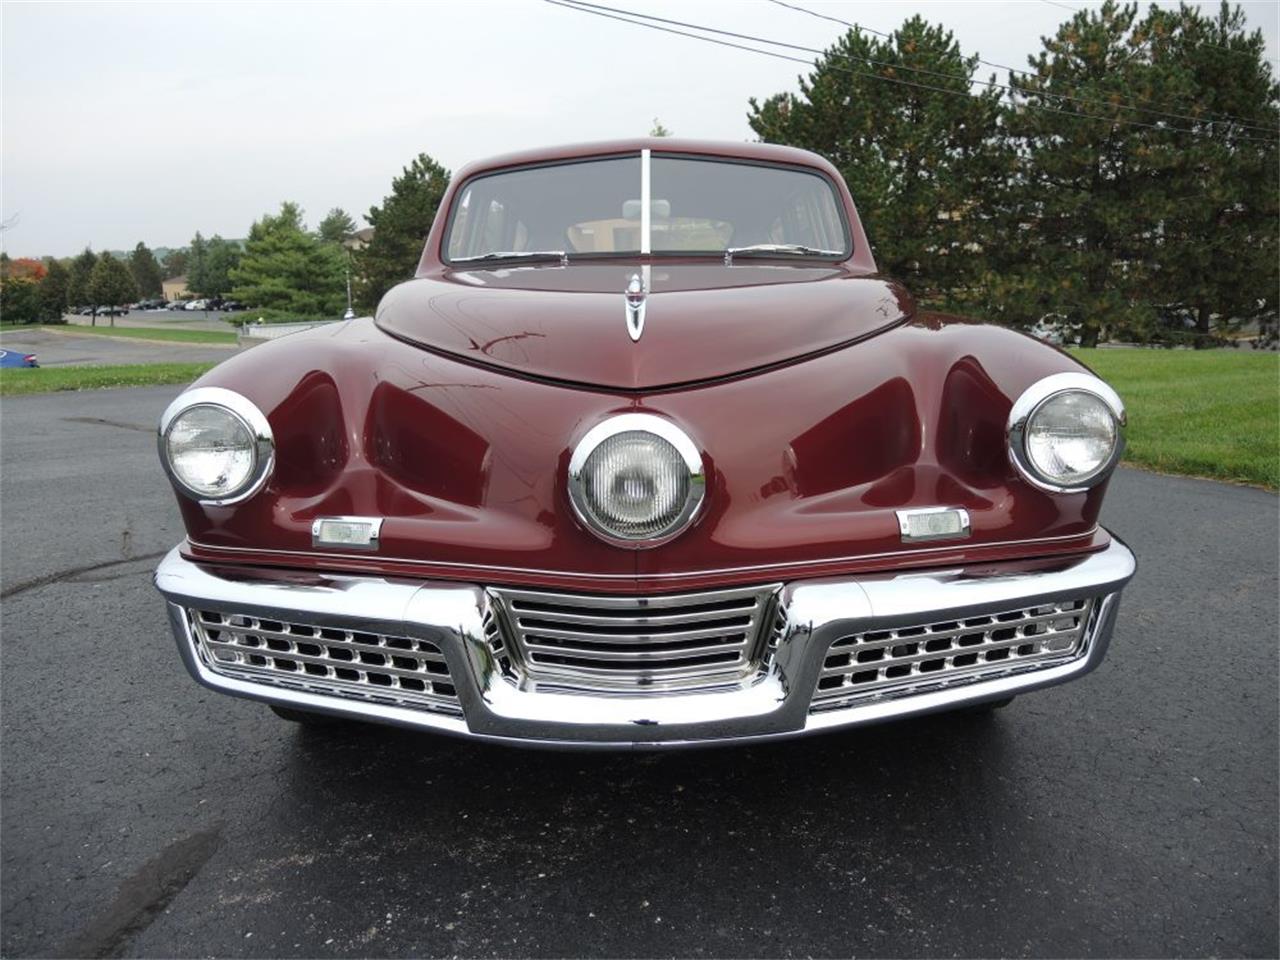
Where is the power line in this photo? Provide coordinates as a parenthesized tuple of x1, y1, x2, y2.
(766, 0, 1277, 133)
(550, 0, 1278, 142)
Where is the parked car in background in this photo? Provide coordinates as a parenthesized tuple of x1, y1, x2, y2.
(97, 305, 128, 318)
(220, 301, 247, 312)
(1029, 317, 1068, 345)
(154, 138, 1135, 749)
(184, 299, 209, 311)
(0, 349, 38, 368)
(166, 300, 190, 311)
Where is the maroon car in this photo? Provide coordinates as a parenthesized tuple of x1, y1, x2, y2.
(153, 139, 1135, 748)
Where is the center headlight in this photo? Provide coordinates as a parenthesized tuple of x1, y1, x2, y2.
(569, 414, 705, 546)
(1008, 373, 1125, 492)
(159, 387, 274, 505)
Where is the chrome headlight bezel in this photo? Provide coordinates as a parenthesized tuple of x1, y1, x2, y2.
(158, 387, 275, 506)
(567, 413, 706, 549)
(1007, 372, 1126, 494)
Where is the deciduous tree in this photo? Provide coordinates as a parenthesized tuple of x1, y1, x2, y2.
(87, 252, 138, 325)
(0, 278, 42, 324)
(162, 247, 189, 279)
(38, 257, 70, 321)
(355, 154, 450, 310)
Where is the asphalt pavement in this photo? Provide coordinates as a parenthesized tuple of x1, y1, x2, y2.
(0, 326, 240, 367)
(1, 386, 1276, 958)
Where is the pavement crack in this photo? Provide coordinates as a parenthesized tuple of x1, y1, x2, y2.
(58, 826, 223, 959)
(61, 416, 153, 433)
(0, 551, 166, 600)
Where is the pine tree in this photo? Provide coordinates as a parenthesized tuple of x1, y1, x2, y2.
(355, 154, 450, 310)
(187, 232, 209, 297)
(318, 207, 357, 245)
(128, 242, 164, 298)
(748, 16, 1007, 303)
(229, 202, 347, 316)
(1137, 2, 1279, 345)
(998, 1, 1179, 345)
(67, 247, 97, 307)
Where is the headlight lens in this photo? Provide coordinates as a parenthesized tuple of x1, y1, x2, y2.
(1008, 374, 1125, 492)
(569, 415, 704, 546)
(166, 405, 257, 498)
(159, 388, 274, 504)
(1025, 391, 1117, 486)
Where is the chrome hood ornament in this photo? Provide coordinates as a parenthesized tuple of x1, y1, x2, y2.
(624, 271, 647, 341)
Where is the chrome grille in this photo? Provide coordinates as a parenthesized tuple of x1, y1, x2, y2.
(489, 584, 780, 693)
(188, 609, 460, 714)
(811, 598, 1094, 711)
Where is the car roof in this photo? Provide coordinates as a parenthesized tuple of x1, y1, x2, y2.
(450, 137, 843, 182)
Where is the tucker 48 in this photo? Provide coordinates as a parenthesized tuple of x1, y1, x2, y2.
(154, 139, 1135, 748)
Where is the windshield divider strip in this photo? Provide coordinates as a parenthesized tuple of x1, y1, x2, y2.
(640, 148, 651, 256)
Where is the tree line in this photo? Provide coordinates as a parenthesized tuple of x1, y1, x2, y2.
(749, 0, 1277, 346)
(3, 1, 1274, 345)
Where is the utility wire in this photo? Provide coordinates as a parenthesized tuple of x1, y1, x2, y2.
(768, 0, 1280, 133)
(551, 0, 1278, 141)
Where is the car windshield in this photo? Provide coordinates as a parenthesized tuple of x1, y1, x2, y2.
(445, 153, 849, 262)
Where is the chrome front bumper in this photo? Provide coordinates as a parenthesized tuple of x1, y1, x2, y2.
(154, 537, 1135, 749)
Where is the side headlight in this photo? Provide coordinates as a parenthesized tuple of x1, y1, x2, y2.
(158, 387, 274, 505)
(1007, 372, 1125, 493)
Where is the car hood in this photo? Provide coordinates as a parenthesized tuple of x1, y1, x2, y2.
(375, 262, 913, 390)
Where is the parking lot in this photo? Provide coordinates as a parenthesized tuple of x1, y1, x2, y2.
(0, 325, 240, 367)
(1, 386, 1276, 958)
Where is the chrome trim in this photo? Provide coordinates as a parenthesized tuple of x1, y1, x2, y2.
(566, 413, 706, 549)
(895, 506, 971, 543)
(186, 526, 1100, 580)
(640, 147, 651, 256)
(488, 583, 780, 693)
(154, 535, 1135, 749)
(187, 608, 460, 714)
(311, 516, 384, 552)
(1007, 372, 1126, 494)
(812, 596, 1093, 709)
(157, 387, 275, 507)
(624, 271, 646, 342)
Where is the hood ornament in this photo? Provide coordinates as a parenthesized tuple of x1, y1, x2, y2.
(624, 271, 647, 342)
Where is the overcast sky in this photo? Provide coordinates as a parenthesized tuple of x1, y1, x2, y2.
(3, 0, 1276, 258)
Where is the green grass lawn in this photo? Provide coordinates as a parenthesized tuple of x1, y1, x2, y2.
(1073, 348, 1279, 489)
(0, 323, 237, 345)
(0, 362, 216, 397)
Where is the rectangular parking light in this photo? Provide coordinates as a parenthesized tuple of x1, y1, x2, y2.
(311, 516, 383, 551)
(895, 507, 971, 543)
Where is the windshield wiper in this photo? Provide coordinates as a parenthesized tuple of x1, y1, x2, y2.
(723, 243, 844, 265)
(452, 250, 568, 266)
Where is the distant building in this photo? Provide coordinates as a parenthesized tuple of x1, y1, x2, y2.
(344, 227, 375, 252)
(162, 275, 189, 300)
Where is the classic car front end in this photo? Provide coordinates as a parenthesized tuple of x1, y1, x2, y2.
(154, 139, 1135, 749)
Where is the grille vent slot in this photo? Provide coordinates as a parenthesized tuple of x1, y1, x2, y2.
(811, 598, 1093, 711)
(189, 609, 460, 715)
(489, 584, 780, 693)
